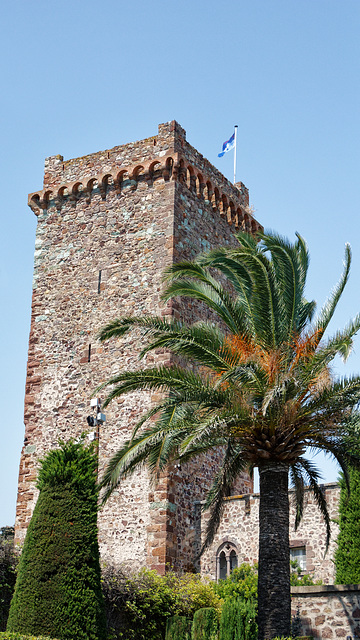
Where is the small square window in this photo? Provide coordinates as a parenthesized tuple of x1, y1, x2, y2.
(290, 546, 306, 571)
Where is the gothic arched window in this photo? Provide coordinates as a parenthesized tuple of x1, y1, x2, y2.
(216, 542, 239, 580)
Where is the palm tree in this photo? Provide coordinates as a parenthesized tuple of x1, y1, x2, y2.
(97, 232, 360, 640)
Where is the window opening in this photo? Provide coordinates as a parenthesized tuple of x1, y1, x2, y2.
(88, 344, 91, 363)
(98, 270, 102, 294)
(290, 546, 306, 571)
(216, 542, 239, 580)
(230, 549, 238, 572)
(219, 552, 227, 580)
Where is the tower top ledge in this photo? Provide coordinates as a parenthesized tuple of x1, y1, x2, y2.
(43, 121, 187, 189)
(41, 121, 245, 198)
(29, 121, 260, 231)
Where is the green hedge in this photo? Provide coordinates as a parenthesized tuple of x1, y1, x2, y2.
(7, 441, 106, 640)
(0, 528, 17, 631)
(219, 598, 257, 640)
(191, 607, 218, 640)
(165, 615, 191, 640)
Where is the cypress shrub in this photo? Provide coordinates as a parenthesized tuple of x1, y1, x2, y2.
(165, 615, 191, 640)
(7, 441, 106, 640)
(335, 467, 360, 584)
(219, 598, 257, 640)
(0, 528, 17, 630)
(191, 607, 218, 640)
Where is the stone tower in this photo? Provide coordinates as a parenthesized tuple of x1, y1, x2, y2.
(16, 121, 262, 573)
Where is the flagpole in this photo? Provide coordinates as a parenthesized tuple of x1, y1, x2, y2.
(233, 125, 238, 184)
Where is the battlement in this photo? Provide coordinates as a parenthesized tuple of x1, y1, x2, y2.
(29, 121, 261, 234)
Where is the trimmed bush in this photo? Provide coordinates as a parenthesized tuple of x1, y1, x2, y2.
(191, 607, 218, 640)
(219, 598, 257, 640)
(165, 615, 191, 640)
(0, 528, 17, 631)
(6, 441, 106, 640)
(335, 467, 360, 583)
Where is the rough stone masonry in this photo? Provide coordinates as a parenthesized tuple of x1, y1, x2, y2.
(16, 121, 259, 574)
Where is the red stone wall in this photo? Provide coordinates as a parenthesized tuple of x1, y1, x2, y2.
(16, 121, 260, 573)
(291, 584, 360, 639)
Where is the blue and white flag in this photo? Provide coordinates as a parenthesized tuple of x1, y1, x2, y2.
(218, 132, 235, 157)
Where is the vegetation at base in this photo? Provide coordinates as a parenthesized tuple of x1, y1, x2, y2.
(191, 607, 218, 640)
(290, 561, 322, 586)
(165, 615, 191, 640)
(335, 465, 360, 584)
(6, 441, 106, 640)
(0, 528, 17, 631)
(102, 565, 220, 640)
(214, 564, 258, 603)
(219, 598, 257, 640)
(213, 561, 319, 598)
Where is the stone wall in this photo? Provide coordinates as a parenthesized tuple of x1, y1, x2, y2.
(291, 584, 360, 639)
(16, 120, 261, 573)
(200, 483, 340, 584)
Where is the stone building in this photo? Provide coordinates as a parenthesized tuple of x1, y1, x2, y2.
(15, 120, 339, 582)
(199, 483, 339, 584)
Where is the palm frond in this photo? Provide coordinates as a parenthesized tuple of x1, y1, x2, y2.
(261, 232, 311, 341)
(296, 457, 331, 550)
(97, 315, 183, 342)
(96, 366, 229, 409)
(199, 440, 247, 555)
(99, 423, 171, 502)
(313, 243, 351, 344)
(162, 277, 247, 335)
(139, 322, 234, 371)
(289, 463, 305, 530)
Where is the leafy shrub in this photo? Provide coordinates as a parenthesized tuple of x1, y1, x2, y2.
(219, 598, 257, 640)
(290, 561, 322, 586)
(191, 607, 218, 640)
(7, 441, 106, 640)
(165, 615, 191, 640)
(214, 564, 258, 603)
(102, 565, 221, 640)
(0, 528, 17, 631)
(335, 466, 360, 583)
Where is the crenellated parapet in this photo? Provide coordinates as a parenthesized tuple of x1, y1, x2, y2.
(28, 151, 262, 234)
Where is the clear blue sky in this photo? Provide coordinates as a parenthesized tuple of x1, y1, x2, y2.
(1, 0, 360, 526)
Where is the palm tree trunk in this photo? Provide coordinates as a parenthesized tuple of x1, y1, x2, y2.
(257, 462, 290, 640)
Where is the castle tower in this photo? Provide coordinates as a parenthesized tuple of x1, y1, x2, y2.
(16, 121, 262, 573)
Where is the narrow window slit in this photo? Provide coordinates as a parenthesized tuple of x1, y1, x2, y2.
(98, 270, 102, 294)
(88, 344, 91, 362)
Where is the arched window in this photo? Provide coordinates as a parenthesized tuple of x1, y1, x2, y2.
(230, 549, 238, 572)
(216, 542, 239, 580)
(219, 551, 227, 580)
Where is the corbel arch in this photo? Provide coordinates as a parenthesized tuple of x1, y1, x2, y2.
(186, 165, 196, 192)
(196, 173, 205, 198)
